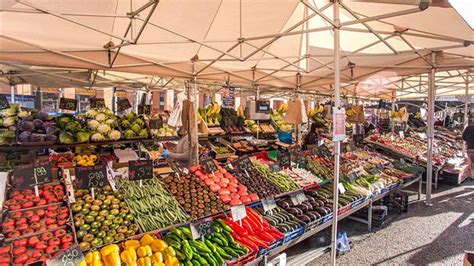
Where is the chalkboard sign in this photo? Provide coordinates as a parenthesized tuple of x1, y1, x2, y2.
(90, 98, 105, 109)
(318, 145, 331, 157)
(296, 155, 307, 168)
(202, 159, 218, 173)
(193, 220, 215, 238)
(46, 244, 84, 266)
(13, 161, 53, 189)
(138, 104, 151, 115)
(269, 163, 280, 172)
(231, 156, 253, 173)
(0, 95, 10, 110)
(59, 98, 77, 111)
(255, 100, 270, 114)
(128, 159, 153, 181)
(149, 118, 163, 130)
(117, 98, 132, 112)
(75, 164, 108, 189)
(348, 171, 358, 183)
(278, 152, 291, 169)
(307, 145, 318, 155)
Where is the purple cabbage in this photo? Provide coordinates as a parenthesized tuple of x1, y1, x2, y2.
(18, 131, 32, 142)
(33, 119, 43, 130)
(45, 125, 60, 136)
(18, 120, 35, 132)
(35, 111, 49, 121)
(45, 134, 58, 142)
(30, 133, 44, 142)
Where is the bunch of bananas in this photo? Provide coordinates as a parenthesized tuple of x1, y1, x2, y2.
(198, 102, 222, 126)
(236, 105, 245, 118)
(307, 104, 325, 117)
(346, 106, 357, 116)
(277, 103, 289, 113)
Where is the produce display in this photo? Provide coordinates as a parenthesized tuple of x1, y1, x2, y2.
(18, 110, 60, 143)
(117, 178, 190, 232)
(151, 123, 178, 138)
(163, 221, 249, 265)
(71, 186, 140, 251)
(219, 107, 245, 133)
(226, 207, 285, 252)
(244, 119, 261, 133)
(0, 103, 20, 145)
(286, 168, 324, 187)
(120, 112, 149, 139)
(254, 206, 305, 234)
(253, 161, 300, 192)
(57, 114, 90, 144)
(83, 107, 121, 141)
(234, 167, 284, 199)
(276, 193, 333, 226)
(191, 164, 259, 206)
(271, 105, 292, 132)
(198, 102, 221, 126)
(161, 174, 228, 220)
(307, 156, 333, 180)
(3, 184, 65, 211)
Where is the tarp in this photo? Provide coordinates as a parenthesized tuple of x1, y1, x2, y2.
(1, 0, 473, 98)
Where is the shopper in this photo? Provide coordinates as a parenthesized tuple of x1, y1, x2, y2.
(462, 122, 474, 177)
(161, 128, 197, 168)
(302, 123, 320, 150)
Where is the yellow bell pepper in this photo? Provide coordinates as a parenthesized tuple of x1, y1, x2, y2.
(151, 239, 168, 252)
(100, 244, 120, 258)
(152, 252, 163, 263)
(128, 248, 137, 261)
(121, 250, 134, 264)
(127, 263, 138, 266)
(164, 256, 179, 266)
(86, 251, 101, 264)
(137, 245, 152, 258)
(140, 234, 155, 246)
(138, 257, 152, 266)
(92, 261, 104, 266)
(78, 260, 87, 266)
(153, 262, 166, 266)
(104, 252, 121, 266)
(125, 240, 141, 250)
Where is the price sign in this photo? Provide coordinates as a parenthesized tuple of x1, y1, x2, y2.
(13, 161, 53, 189)
(307, 145, 318, 155)
(149, 119, 163, 130)
(202, 159, 218, 173)
(269, 163, 280, 172)
(399, 131, 405, 139)
(0, 95, 10, 110)
(262, 198, 277, 212)
(231, 205, 247, 222)
(59, 98, 77, 111)
(368, 167, 380, 175)
(117, 98, 132, 112)
(46, 244, 85, 266)
(377, 163, 383, 171)
(90, 98, 106, 108)
(138, 104, 151, 115)
(348, 171, 358, 183)
(192, 219, 215, 238)
(75, 164, 108, 189)
(418, 133, 427, 140)
(290, 192, 306, 205)
(296, 155, 307, 168)
(231, 156, 253, 173)
(128, 159, 153, 181)
(337, 183, 346, 194)
(278, 152, 291, 169)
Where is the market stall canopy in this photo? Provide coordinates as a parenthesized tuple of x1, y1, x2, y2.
(1, 0, 473, 98)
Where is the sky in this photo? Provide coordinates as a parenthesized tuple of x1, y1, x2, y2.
(449, 0, 474, 28)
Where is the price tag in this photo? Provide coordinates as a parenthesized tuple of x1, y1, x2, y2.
(390, 135, 395, 141)
(202, 159, 218, 173)
(307, 145, 318, 155)
(231, 205, 247, 222)
(296, 155, 307, 168)
(231, 156, 253, 173)
(128, 159, 153, 181)
(318, 138, 324, 147)
(337, 183, 346, 194)
(0, 95, 10, 110)
(46, 244, 85, 266)
(278, 152, 291, 169)
(90, 98, 106, 108)
(418, 133, 427, 140)
(319, 145, 331, 157)
(400, 158, 406, 164)
(149, 118, 163, 130)
(192, 219, 215, 239)
(138, 104, 151, 115)
(262, 198, 277, 212)
(399, 131, 405, 139)
(290, 192, 306, 205)
(13, 161, 53, 189)
(377, 163, 383, 171)
(117, 98, 132, 112)
(348, 172, 358, 183)
(269, 163, 280, 172)
(59, 98, 77, 111)
(75, 164, 108, 189)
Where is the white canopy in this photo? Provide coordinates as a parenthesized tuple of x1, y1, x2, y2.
(1, 0, 473, 98)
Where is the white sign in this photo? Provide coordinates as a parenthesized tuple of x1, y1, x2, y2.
(262, 198, 277, 212)
(337, 183, 346, 194)
(333, 108, 346, 142)
(231, 205, 247, 222)
(399, 131, 405, 139)
(418, 133, 427, 140)
(290, 192, 306, 205)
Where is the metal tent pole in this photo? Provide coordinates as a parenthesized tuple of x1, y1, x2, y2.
(464, 71, 470, 127)
(189, 60, 199, 165)
(391, 97, 396, 133)
(296, 73, 302, 145)
(330, 1, 341, 265)
(426, 52, 436, 206)
(10, 83, 15, 103)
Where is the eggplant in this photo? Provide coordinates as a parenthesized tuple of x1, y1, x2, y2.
(314, 207, 329, 216)
(297, 215, 312, 223)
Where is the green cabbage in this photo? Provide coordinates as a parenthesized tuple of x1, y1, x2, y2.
(124, 129, 135, 139)
(59, 132, 75, 144)
(76, 131, 90, 143)
(131, 123, 141, 134)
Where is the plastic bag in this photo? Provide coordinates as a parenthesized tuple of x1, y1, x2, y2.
(336, 231, 351, 252)
(168, 92, 186, 128)
(284, 98, 303, 125)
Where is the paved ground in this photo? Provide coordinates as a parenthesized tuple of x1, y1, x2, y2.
(286, 179, 474, 265)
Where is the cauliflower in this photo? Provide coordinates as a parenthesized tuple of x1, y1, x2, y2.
(105, 119, 117, 127)
(87, 120, 100, 130)
(86, 109, 98, 118)
(91, 132, 105, 141)
(109, 130, 121, 140)
(97, 124, 111, 134)
(95, 113, 106, 122)
(104, 108, 114, 116)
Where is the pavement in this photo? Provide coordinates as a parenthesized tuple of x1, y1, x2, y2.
(285, 179, 474, 265)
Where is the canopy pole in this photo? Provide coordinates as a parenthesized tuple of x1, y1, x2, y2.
(330, 1, 341, 265)
(296, 73, 302, 145)
(391, 97, 396, 133)
(426, 52, 436, 206)
(189, 60, 199, 165)
(10, 83, 15, 103)
(464, 71, 469, 127)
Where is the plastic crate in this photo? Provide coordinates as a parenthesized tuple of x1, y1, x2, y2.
(322, 213, 333, 224)
(304, 217, 323, 232)
(351, 197, 365, 208)
(258, 238, 284, 256)
(337, 203, 352, 215)
(283, 225, 305, 243)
